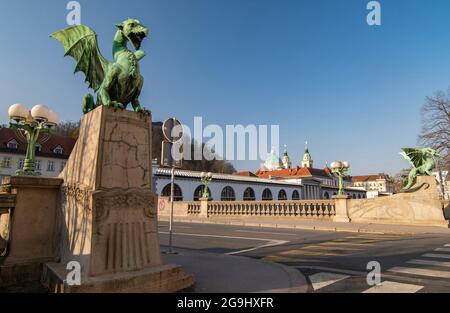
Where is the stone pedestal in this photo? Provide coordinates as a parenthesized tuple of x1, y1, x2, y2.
(0, 176, 62, 287)
(347, 176, 449, 228)
(44, 106, 193, 293)
(333, 195, 351, 223)
(199, 198, 209, 218)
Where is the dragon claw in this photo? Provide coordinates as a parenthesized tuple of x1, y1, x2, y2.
(135, 106, 151, 117)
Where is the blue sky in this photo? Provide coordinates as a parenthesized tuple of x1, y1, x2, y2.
(1, 0, 450, 175)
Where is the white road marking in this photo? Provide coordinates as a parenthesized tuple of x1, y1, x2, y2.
(389, 266, 450, 279)
(423, 253, 450, 260)
(309, 272, 349, 291)
(158, 231, 288, 255)
(408, 259, 450, 268)
(363, 281, 423, 293)
(235, 230, 298, 236)
(435, 248, 450, 253)
(297, 265, 450, 288)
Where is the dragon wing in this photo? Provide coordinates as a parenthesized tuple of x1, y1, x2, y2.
(51, 25, 109, 92)
(400, 148, 425, 169)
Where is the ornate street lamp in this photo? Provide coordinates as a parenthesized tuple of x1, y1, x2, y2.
(8, 104, 60, 176)
(330, 161, 351, 196)
(200, 172, 213, 199)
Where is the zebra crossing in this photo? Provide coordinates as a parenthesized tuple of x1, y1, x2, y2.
(306, 242, 450, 293)
(262, 233, 408, 263)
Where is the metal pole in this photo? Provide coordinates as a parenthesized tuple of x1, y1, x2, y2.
(168, 166, 175, 254)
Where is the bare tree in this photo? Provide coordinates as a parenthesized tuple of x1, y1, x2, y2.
(52, 121, 80, 139)
(419, 89, 450, 171)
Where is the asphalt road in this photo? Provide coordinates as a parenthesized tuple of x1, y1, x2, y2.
(158, 221, 450, 293)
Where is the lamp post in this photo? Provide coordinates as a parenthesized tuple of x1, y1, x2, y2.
(8, 104, 60, 176)
(330, 161, 351, 196)
(200, 172, 213, 199)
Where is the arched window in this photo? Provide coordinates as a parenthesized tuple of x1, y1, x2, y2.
(323, 192, 330, 200)
(292, 190, 300, 200)
(278, 189, 287, 200)
(333, 192, 337, 196)
(243, 188, 256, 201)
(358, 194, 362, 199)
(193, 185, 212, 201)
(262, 189, 273, 201)
(352, 194, 357, 199)
(221, 186, 236, 201)
(161, 183, 183, 201)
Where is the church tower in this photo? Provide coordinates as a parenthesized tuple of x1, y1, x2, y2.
(301, 142, 313, 168)
(282, 145, 292, 169)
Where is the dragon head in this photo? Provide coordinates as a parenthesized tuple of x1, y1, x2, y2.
(116, 18, 149, 50)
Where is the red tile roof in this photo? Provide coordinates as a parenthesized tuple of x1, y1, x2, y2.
(233, 171, 258, 178)
(0, 127, 76, 159)
(352, 175, 389, 182)
(255, 167, 333, 179)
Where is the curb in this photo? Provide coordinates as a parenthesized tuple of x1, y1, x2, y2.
(253, 259, 308, 293)
(158, 217, 449, 236)
(164, 248, 308, 293)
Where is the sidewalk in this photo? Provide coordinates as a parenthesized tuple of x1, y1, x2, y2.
(162, 248, 308, 293)
(159, 215, 450, 235)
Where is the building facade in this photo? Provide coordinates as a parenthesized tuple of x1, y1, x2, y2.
(155, 146, 366, 202)
(0, 127, 76, 180)
(351, 174, 395, 198)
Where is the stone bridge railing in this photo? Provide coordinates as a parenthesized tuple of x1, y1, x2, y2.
(158, 197, 336, 219)
(206, 200, 336, 218)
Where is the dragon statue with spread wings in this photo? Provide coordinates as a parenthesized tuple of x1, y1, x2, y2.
(400, 148, 439, 192)
(52, 18, 149, 115)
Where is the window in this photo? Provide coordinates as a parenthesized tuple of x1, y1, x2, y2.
(18, 159, 24, 170)
(292, 190, 300, 200)
(221, 186, 236, 201)
(278, 189, 287, 200)
(2, 157, 11, 168)
(47, 161, 55, 172)
(262, 189, 273, 201)
(60, 161, 66, 172)
(161, 184, 183, 201)
(36, 160, 41, 171)
(7, 140, 18, 149)
(193, 185, 211, 201)
(35, 144, 42, 153)
(323, 192, 330, 200)
(243, 188, 256, 201)
(53, 146, 64, 155)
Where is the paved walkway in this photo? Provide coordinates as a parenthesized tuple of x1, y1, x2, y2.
(159, 215, 450, 235)
(162, 248, 308, 293)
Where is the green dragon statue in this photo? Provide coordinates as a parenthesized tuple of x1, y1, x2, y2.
(51, 18, 150, 115)
(400, 148, 439, 192)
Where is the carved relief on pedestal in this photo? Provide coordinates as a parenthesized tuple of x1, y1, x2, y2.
(89, 189, 161, 277)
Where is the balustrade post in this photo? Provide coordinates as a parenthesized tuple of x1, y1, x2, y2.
(199, 197, 209, 218)
(333, 195, 351, 223)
